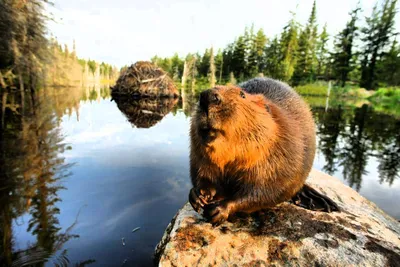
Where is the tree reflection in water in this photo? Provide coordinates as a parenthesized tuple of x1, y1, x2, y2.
(314, 103, 400, 191)
(0, 87, 100, 266)
(0, 88, 399, 265)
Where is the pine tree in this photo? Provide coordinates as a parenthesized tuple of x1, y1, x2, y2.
(377, 39, 400, 86)
(231, 34, 248, 79)
(316, 24, 329, 79)
(215, 49, 223, 83)
(279, 12, 299, 81)
(247, 25, 258, 77)
(255, 29, 268, 74)
(0, 0, 49, 89)
(248, 28, 267, 77)
(332, 6, 361, 87)
(151, 55, 172, 74)
(292, 0, 318, 85)
(198, 48, 211, 77)
(264, 37, 282, 79)
(360, 0, 398, 89)
(222, 43, 234, 80)
(171, 53, 184, 80)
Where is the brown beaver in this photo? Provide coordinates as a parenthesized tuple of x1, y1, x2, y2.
(189, 78, 339, 225)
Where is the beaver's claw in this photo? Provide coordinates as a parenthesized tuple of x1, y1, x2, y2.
(189, 188, 206, 212)
(189, 187, 217, 213)
(204, 201, 231, 226)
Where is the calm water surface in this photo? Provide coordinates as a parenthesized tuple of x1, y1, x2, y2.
(0, 86, 399, 266)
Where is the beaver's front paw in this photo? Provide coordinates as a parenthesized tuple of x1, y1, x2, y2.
(204, 201, 232, 226)
(199, 187, 216, 204)
(189, 188, 204, 212)
(189, 187, 217, 213)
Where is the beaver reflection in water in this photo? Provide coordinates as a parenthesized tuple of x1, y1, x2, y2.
(189, 78, 339, 225)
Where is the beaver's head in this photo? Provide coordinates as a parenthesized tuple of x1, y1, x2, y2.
(192, 85, 272, 144)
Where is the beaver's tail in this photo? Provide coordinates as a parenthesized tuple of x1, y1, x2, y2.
(290, 184, 340, 212)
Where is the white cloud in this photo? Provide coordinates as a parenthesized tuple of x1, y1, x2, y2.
(46, 0, 400, 67)
(65, 123, 128, 144)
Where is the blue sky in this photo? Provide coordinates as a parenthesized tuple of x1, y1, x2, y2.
(47, 0, 399, 67)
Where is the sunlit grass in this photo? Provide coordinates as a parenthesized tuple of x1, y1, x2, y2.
(369, 87, 400, 102)
(294, 82, 330, 96)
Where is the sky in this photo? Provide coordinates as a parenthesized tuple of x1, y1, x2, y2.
(47, 0, 399, 67)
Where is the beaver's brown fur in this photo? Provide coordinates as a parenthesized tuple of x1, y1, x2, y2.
(189, 78, 338, 225)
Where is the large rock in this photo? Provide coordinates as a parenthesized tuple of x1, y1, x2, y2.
(154, 169, 400, 267)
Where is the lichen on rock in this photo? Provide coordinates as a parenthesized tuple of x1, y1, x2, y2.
(154, 169, 400, 267)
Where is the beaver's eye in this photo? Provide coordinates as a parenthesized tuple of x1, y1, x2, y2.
(240, 91, 246, 99)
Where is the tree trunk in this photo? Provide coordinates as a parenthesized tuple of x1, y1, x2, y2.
(181, 61, 189, 89)
(181, 60, 189, 100)
(18, 72, 25, 110)
(1, 91, 8, 131)
(0, 71, 7, 88)
(191, 57, 197, 95)
(209, 47, 216, 88)
(367, 49, 379, 90)
(219, 58, 223, 84)
(341, 72, 346, 87)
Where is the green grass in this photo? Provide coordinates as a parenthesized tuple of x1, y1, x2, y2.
(303, 90, 400, 118)
(369, 87, 400, 103)
(303, 95, 370, 109)
(367, 87, 400, 118)
(294, 82, 330, 96)
(302, 96, 330, 107)
(295, 81, 378, 99)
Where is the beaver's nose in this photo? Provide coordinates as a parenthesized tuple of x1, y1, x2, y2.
(199, 89, 221, 110)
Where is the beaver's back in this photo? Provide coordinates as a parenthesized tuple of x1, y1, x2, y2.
(239, 78, 312, 125)
(239, 78, 316, 177)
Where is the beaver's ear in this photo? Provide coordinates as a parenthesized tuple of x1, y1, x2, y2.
(265, 104, 271, 114)
(251, 95, 267, 108)
(251, 95, 271, 114)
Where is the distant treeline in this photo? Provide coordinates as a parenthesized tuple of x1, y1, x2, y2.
(151, 0, 399, 90)
(48, 38, 119, 86)
(0, 0, 118, 90)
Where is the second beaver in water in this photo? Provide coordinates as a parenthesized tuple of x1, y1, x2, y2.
(189, 78, 339, 225)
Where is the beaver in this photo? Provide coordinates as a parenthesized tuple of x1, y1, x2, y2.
(189, 77, 339, 225)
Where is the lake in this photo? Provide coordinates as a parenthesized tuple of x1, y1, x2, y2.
(0, 86, 399, 266)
